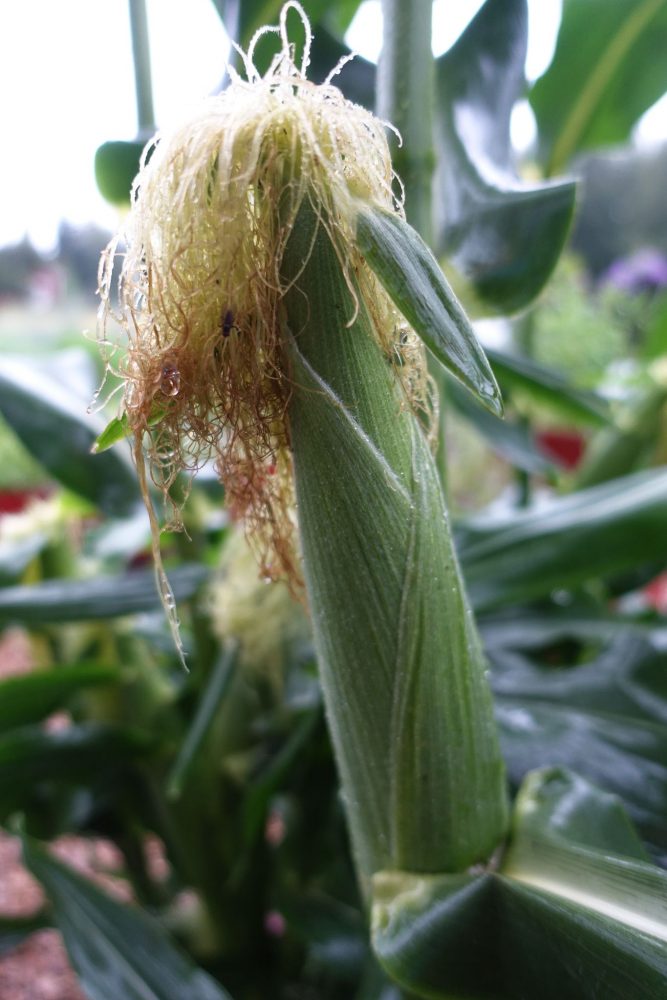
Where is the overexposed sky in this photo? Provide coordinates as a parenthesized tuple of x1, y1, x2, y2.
(1, 0, 665, 252)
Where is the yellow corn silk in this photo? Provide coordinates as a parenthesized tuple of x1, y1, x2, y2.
(98, 1, 432, 652)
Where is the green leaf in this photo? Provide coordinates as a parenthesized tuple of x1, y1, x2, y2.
(0, 356, 140, 517)
(489, 631, 667, 856)
(0, 564, 207, 625)
(435, 0, 576, 314)
(447, 377, 555, 474)
(95, 140, 146, 206)
(0, 665, 118, 733)
(486, 346, 611, 426)
(372, 869, 501, 998)
(167, 644, 239, 798)
(242, 704, 320, 840)
(0, 724, 153, 822)
(278, 889, 366, 981)
(459, 468, 667, 609)
(21, 834, 233, 1000)
(480, 605, 667, 652)
(499, 769, 667, 996)
(372, 769, 667, 999)
(93, 400, 173, 454)
(93, 414, 130, 453)
(531, 0, 667, 175)
(356, 206, 503, 415)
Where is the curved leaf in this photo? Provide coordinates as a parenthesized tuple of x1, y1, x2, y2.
(372, 769, 667, 999)
(435, 0, 576, 313)
(486, 346, 611, 426)
(490, 633, 667, 855)
(22, 834, 233, 1000)
(0, 357, 140, 517)
(0, 724, 154, 822)
(356, 206, 503, 414)
(459, 468, 667, 610)
(167, 644, 239, 798)
(531, 0, 667, 174)
(0, 564, 207, 625)
(0, 665, 118, 733)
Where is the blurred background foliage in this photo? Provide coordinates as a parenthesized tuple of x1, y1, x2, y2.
(1, 1, 667, 997)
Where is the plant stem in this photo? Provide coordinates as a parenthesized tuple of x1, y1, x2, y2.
(377, 0, 435, 244)
(128, 0, 155, 134)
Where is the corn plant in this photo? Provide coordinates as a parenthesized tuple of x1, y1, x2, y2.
(1, 1, 667, 998)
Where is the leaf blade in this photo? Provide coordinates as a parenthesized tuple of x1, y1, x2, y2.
(22, 834, 233, 1000)
(0, 357, 140, 517)
(434, 0, 576, 313)
(356, 206, 503, 414)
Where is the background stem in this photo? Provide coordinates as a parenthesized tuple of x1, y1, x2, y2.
(128, 0, 155, 134)
(377, 0, 435, 244)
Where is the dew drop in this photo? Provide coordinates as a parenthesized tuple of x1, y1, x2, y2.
(160, 363, 180, 397)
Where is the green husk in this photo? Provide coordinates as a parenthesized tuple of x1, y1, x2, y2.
(281, 199, 508, 886)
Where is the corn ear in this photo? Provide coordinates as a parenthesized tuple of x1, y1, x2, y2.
(281, 201, 508, 886)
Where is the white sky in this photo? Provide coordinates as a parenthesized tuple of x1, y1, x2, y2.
(1, 0, 665, 252)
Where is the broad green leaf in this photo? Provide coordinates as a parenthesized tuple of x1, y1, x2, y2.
(373, 870, 500, 998)
(491, 627, 667, 726)
(372, 769, 667, 999)
(500, 769, 667, 995)
(435, 0, 576, 313)
(0, 563, 207, 625)
(446, 377, 555, 474)
(531, 0, 667, 175)
(22, 834, 233, 1000)
(283, 200, 507, 883)
(480, 606, 667, 652)
(459, 468, 667, 609)
(486, 346, 611, 426)
(0, 356, 140, 517)
(356, 206, 503, 415)
(0, 665, 118, 733)
(489, 632, 667, 856)
(0, 724, 153, 822)
(94, 140, 146, 206)
(167, 644, 239, 798)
